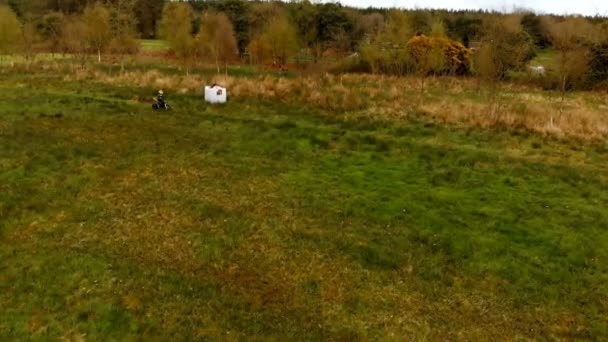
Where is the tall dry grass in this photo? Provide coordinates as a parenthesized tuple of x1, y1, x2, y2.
(60, 65, 608, 140)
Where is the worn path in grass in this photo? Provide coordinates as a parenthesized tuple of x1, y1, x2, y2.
(1, 69, 607, 339)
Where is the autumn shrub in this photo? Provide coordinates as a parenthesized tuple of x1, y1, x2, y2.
(108, 35, 140, 56)
(406, 35, 472, 76)
(0, 5, 22, 55)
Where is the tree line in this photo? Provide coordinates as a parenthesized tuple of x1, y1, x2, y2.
(1, 0, 607, 89)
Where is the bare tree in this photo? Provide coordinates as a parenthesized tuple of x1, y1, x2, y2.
(544, 17, 594, 125)
(476, 15, 533, 81)
(82, 2, 112, 63)
(259, 14, 299, 67)
(408, 35, 446, 93)
(246, 39, 271, 66)
(359, 13, 385, 38)
(249, 2, 284, 39)
(108, 0, 139, 72)
(158, 1, 196, 74)
(360, 10, 413, 75)
(40, 11, 65, 56)
(61, 16, 89, 68)
(197, 11, 238, 74)
(0, 5, 22, 61)
(21, 18, 44, 66)
(474, 15, 533, 122)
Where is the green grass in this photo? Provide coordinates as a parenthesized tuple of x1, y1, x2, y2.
(530, 48, 559, 69)
(1, 65, 607, 339)
(139, 39, 169, 52)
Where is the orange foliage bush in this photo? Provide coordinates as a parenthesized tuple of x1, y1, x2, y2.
(407, 34, 472, 75)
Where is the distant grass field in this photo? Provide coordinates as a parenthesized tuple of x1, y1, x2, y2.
(139, 39, 169, 52)
(530, 48, 559, 68)
(1, 61, 607, 339)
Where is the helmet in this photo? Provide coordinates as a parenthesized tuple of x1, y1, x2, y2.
(158, 90, 164, 95)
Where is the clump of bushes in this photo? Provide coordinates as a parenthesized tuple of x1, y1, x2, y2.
(587, 43, 608, 89)
(406, 34, 472, 75)
(334, 34, 472, 76)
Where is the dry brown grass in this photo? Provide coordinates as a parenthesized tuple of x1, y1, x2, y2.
(60, 65, 608, 140)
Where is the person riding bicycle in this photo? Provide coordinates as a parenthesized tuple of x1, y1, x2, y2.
(156, 90, 165, 106)
(152, 89, 171, 110)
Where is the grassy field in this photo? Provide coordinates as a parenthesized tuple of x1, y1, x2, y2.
(530, 48, 559, 69)
(1, 60, 608, 339)
(139, 39, 169, 52)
